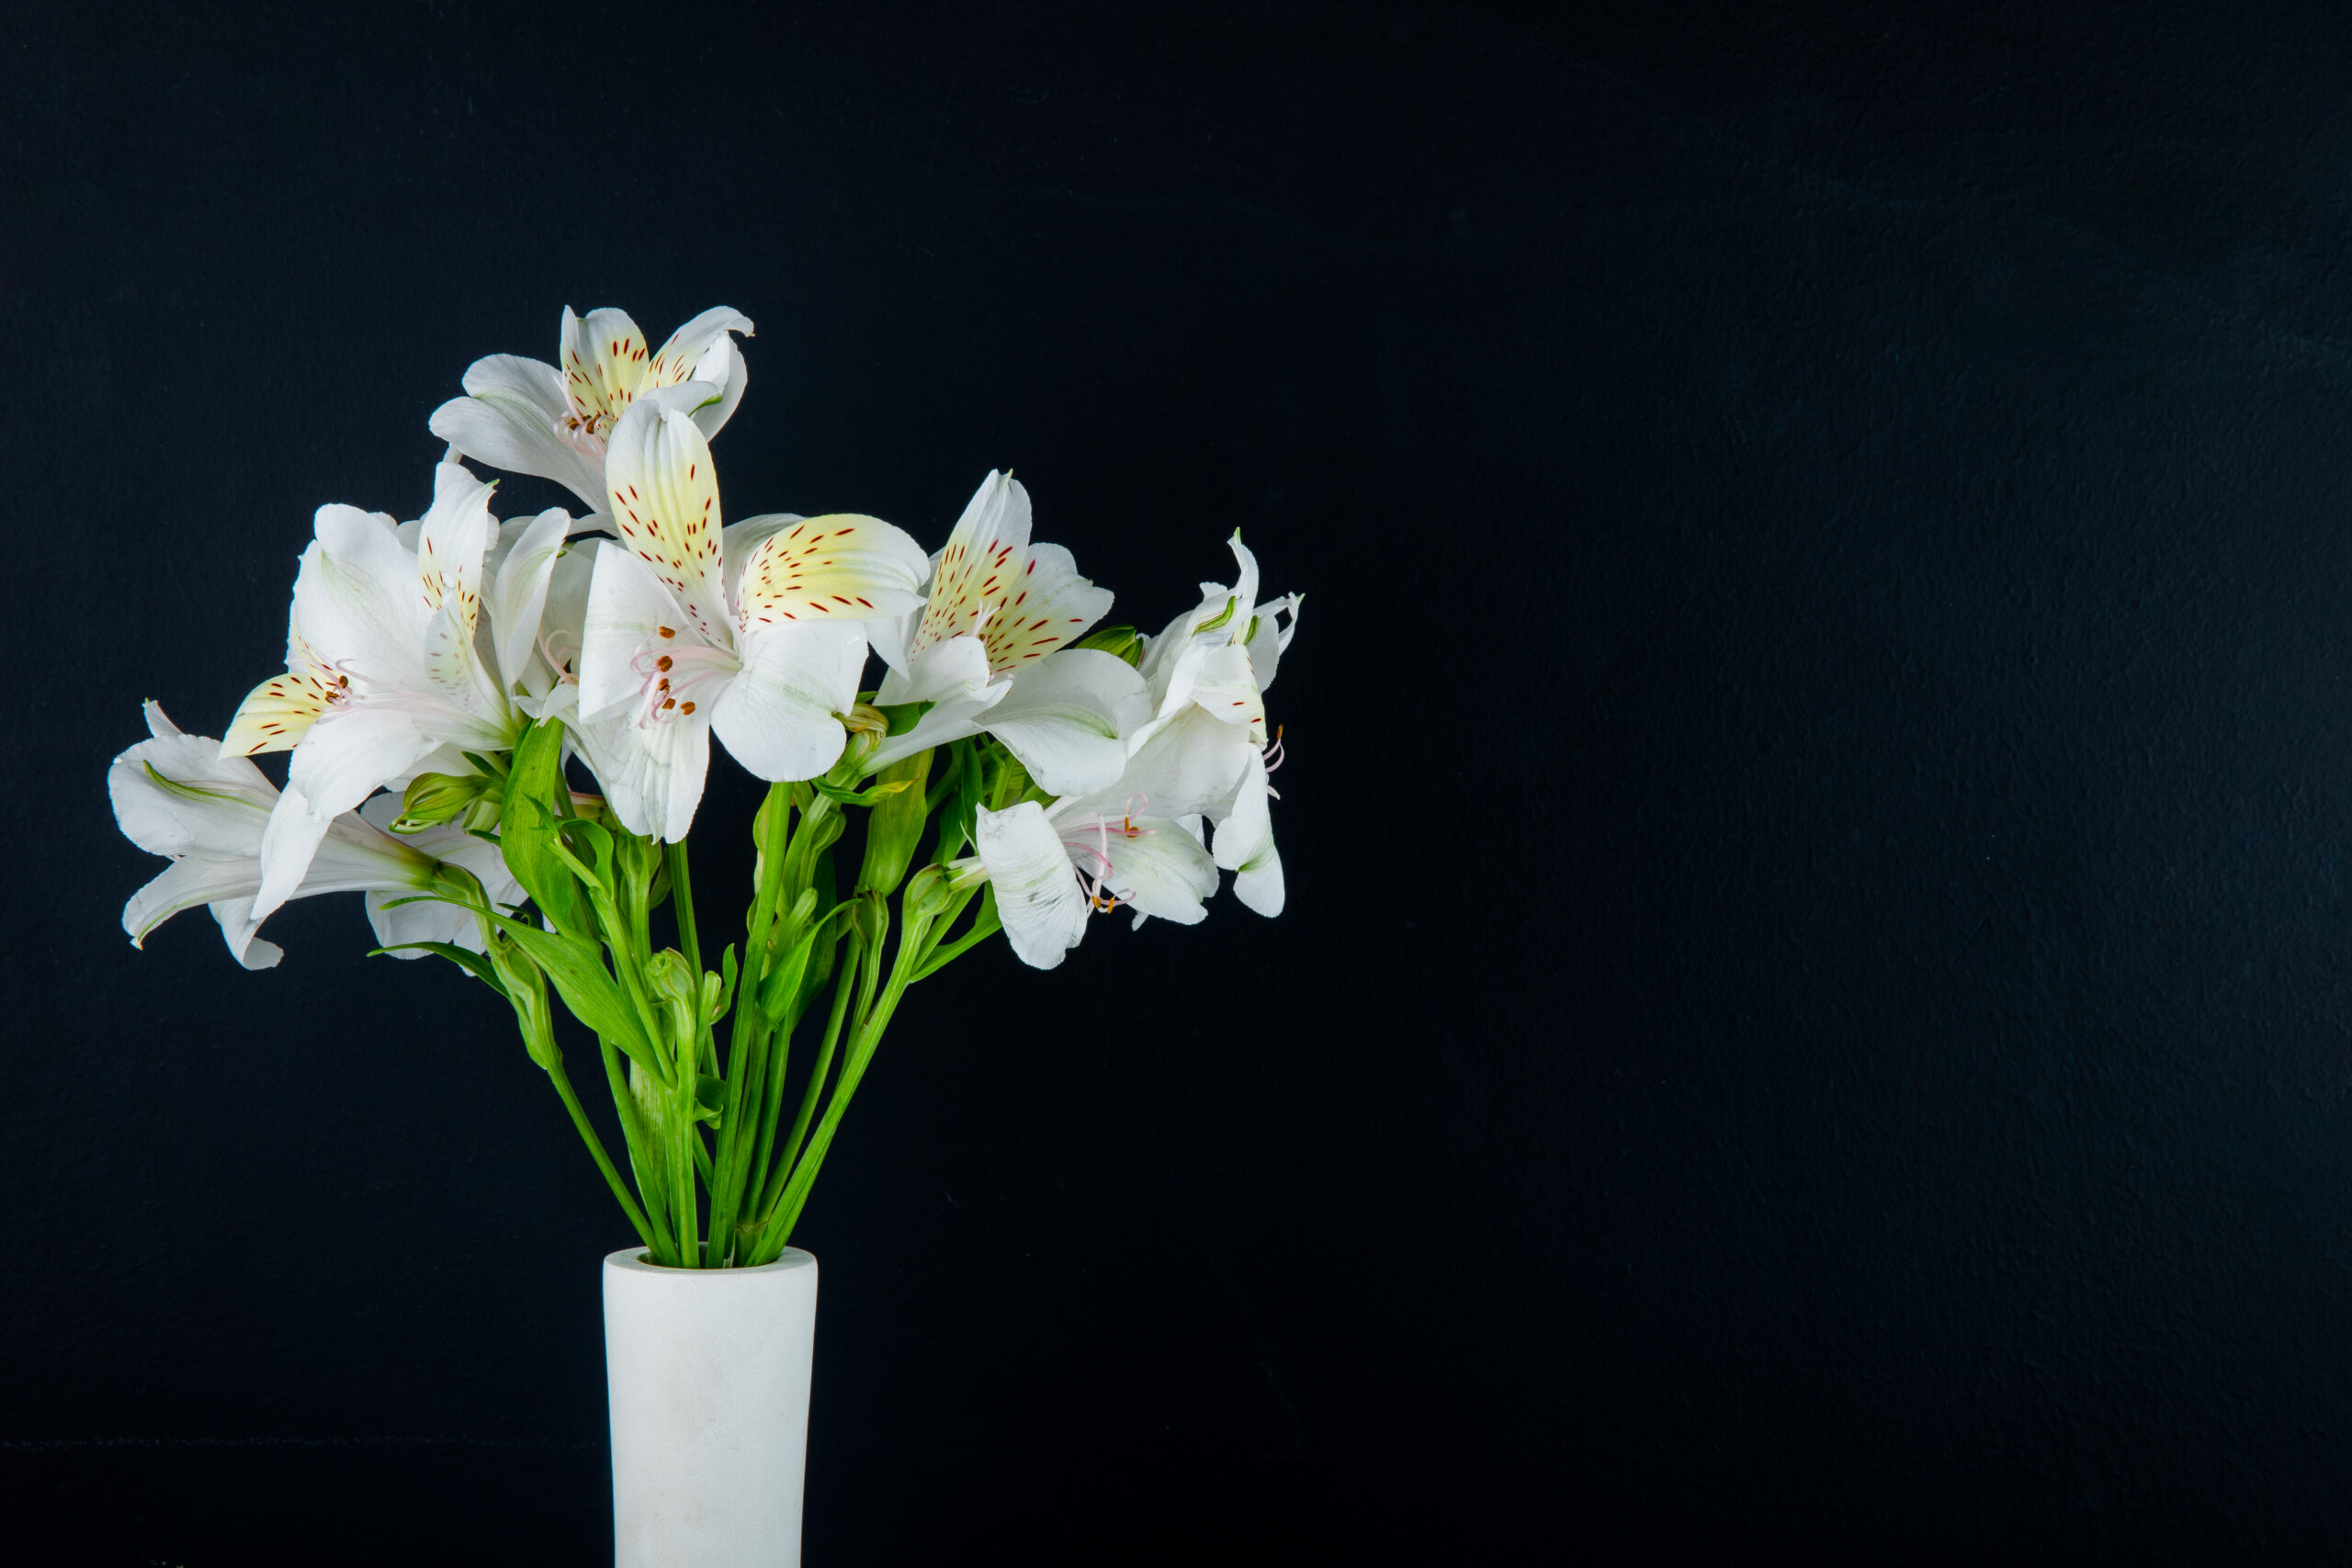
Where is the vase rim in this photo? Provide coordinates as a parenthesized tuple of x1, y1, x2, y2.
(605, 1247, 816, 1276)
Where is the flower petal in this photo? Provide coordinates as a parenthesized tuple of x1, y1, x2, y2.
(486, 508, 571, 692)
(298, 504, 428, 690)
(221, 669, 336, 756)
(975, 540, 1114, 674)
(568, 705, 712, 843)
(974, 801, 1089, 970)
(1186, 642, 1267, 746)
(562, 306, 651, 428)
(428, 355, 605, 510)
(981, 649, 1149, 796)
(646, 306, 754, 389)
(579, 541, 713, 722)
(738, 514, 932, 627)
(710, 621, 864, 782)
(123, 857, 262, 949)
(417, 463, 496, 694)
(603, 394, 728, 642)
(1213, 754, 1284, 917)
(1099, 816, 1219, 925)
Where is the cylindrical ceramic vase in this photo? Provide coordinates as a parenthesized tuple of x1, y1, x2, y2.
(604, 1247, 820, 1568)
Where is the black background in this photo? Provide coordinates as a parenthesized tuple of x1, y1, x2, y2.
(9, 1, 2352, 1562)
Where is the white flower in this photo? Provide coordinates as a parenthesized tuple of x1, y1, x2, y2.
(866, 470, 1147, 794)
(572, 391, 930, 840)
(112, 703, 519, 970)
(970, 796, 1219, 971)
(1132, 530, 1300, 756)
(223, 462, 569, 921)
(1127, 531, 1300, 917)
(428, 305, 753, 512)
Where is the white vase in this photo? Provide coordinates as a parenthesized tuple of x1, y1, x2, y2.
(603, 1247, 820, 1568)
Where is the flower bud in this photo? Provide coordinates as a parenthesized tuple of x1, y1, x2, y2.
(1072, 624, 1144, 667)
(390, 769, 502, 834)
(837, 701, 890, 773)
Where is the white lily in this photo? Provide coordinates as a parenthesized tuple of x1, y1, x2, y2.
(112, 703, 520, 970)
(573, 390, 930, 840)
(428, 305, 753, 512)
(866, 470, 1147, 794)
(224, 463, 571, 920)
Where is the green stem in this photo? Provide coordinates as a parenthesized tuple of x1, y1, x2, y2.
(546, 1055, 655, 1251)
(754, 903, 933, 1258)
(763, 936, 857, 1216)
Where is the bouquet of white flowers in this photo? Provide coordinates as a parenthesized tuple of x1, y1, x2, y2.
(110, 304, 1299, 1269)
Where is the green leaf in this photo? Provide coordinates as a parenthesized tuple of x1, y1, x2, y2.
(809, 775, 915, 807)
(476, 908, 662, 1074)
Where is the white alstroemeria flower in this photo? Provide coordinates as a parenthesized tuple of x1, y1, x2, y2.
(1131, 530, 1302, 756)
(968, 795, 1219, 971)
(573, 391, 930, 840)
(866, 470, 1147, 794)
(224, 463, 570, 920)
(428, 305, 753, 511)
(112, 703, 519, 970)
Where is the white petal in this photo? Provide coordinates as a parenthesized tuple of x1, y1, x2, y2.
(563, 306, 651, 424)
(297, 506, 427, 688)
(1081, 704, 1253, 821)
(569, 706, 712, 842)
(646, 307, 754, 393)
(876, 631, 995, 706)
(1186, 641, 1267, 746)
(417, 462, 496, 694)
(737, 514, 933, 627)
(1213, 756, 1284, 917)
(210, 899, 284, 970)
(1100, 817, 1219, 925)
(252, 785, 333, 922)
(110, 723, 277, 859)
(981, 649, 1149, 796)
(974, 802, 1089, 970)
(429, 355, 605, 510)
(710, 621, 864, 782)
(486, 507, 571, 690)
(974, 539, 1114, 671)
(285, 705, 437, 822)
(123, 858, 263, 949)
(603, 394, 728, 642)
(860, 688, 1002, 775)
(1232, 847, 1285, 918)
(579, 541, 709, 721)
(1247, 592, 1299, 692)
(721, 512, 804, 611)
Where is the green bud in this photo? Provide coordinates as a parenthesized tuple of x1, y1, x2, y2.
(857, 750, 934, 895)
(390, 769, 503, 834)
(1072, 624, 1144, 667)
(901, 863, 958, 923)
(836, 701, 890, 773)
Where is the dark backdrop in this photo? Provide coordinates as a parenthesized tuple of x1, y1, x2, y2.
(8, 1, 2352, 1562)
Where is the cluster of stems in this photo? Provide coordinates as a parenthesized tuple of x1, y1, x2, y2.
(413, 711, 1023, 1268)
